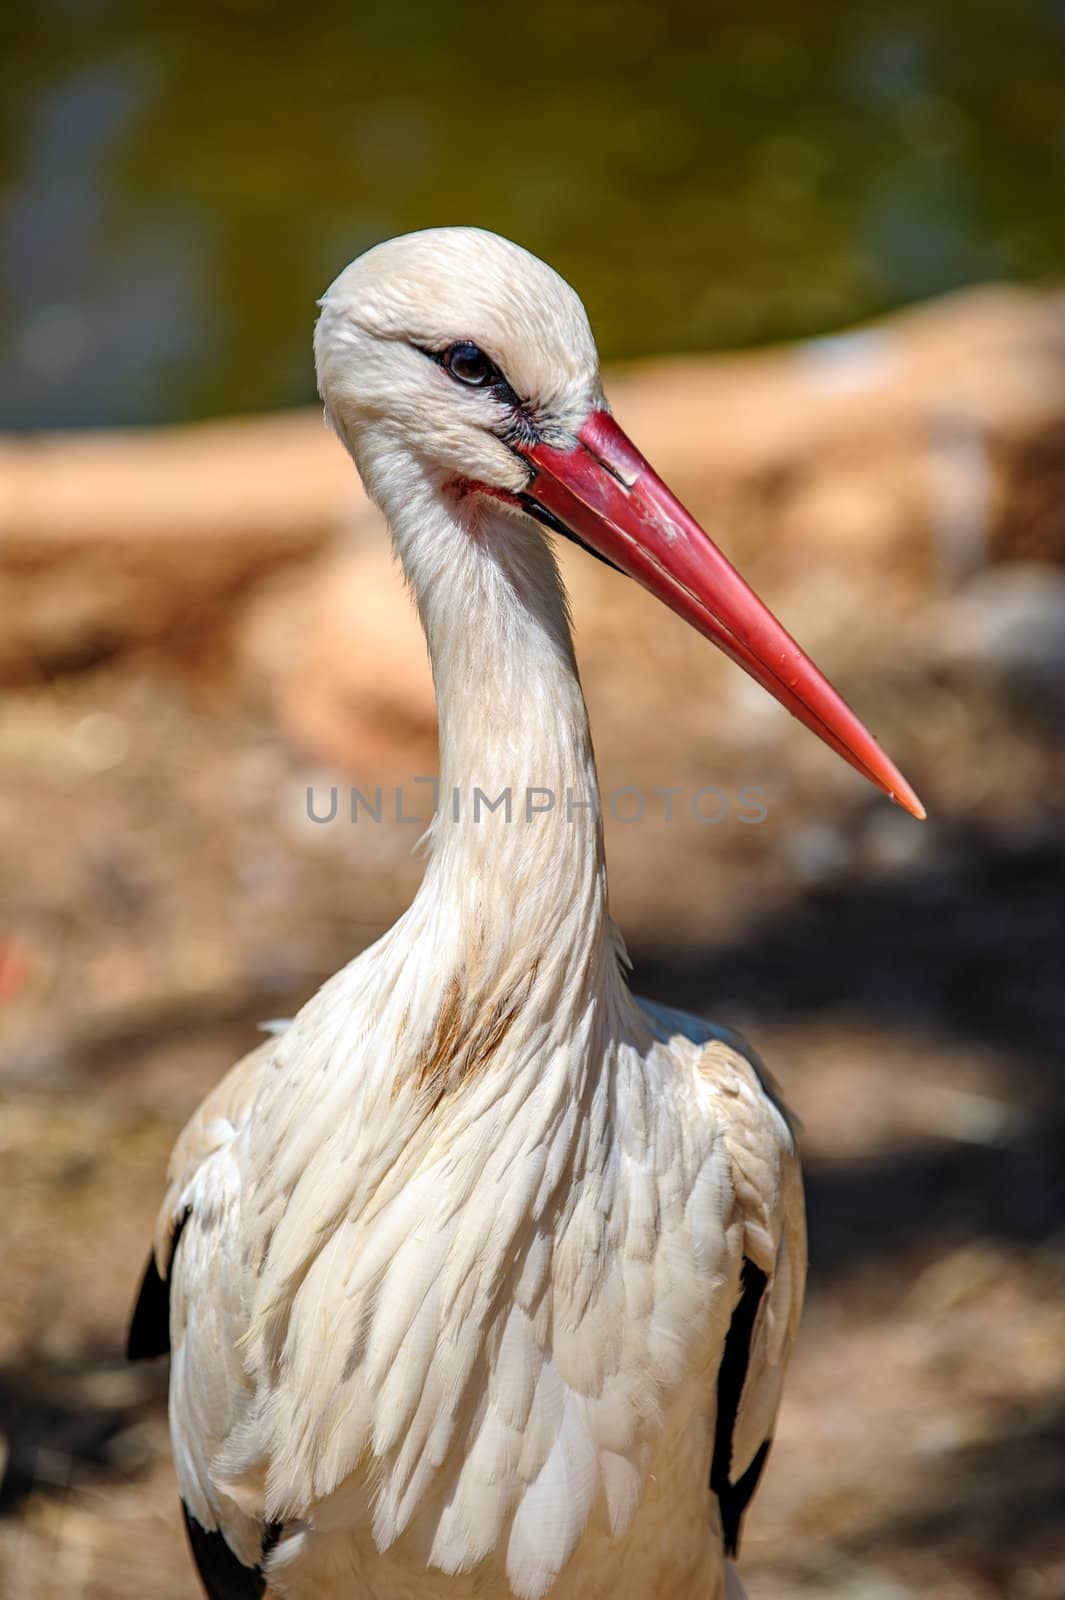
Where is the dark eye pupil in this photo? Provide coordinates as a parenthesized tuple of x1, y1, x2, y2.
(446, 342, 493, 385)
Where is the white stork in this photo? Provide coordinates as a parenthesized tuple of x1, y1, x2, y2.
(128, 227, 923, 1600)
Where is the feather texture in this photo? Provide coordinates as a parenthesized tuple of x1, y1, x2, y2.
(146, 993, 802, 1599)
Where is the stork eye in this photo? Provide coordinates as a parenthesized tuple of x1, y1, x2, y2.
(443, 342, 497, 387)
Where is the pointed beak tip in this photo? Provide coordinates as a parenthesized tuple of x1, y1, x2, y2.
(890, 778, 926, 822)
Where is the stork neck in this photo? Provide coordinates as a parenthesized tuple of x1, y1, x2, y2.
(375, 455, 620, 994)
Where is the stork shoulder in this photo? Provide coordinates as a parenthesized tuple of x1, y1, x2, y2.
(636, 995, 803, 1285)
(637, 1000, 794, 1127)
(152, 1034, 276, 1273)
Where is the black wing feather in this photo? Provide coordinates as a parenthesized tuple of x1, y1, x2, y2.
(182, 1504, 268, 1600)
(709, 1257, 771, 1555)
(126, 1208, 188, 1361)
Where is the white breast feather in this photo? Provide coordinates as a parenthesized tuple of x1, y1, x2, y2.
(162, 987, 802, 1600)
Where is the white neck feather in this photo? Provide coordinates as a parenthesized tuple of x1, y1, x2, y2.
(356, 436, 637, 1083)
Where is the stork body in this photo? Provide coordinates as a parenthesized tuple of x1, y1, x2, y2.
(130, 229, 920, 1600)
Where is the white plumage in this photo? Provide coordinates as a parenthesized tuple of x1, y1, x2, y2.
(155, 1016, 801, 1600)
(131, 226, 917, 1599)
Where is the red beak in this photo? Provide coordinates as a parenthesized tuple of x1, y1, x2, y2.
(518, 408, 924, 820)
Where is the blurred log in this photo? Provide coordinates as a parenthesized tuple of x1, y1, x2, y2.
(0, 411, 367, 678)
(2, 284, 1065, 690)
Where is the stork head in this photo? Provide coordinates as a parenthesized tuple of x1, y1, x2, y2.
(315, 227, 923, 819)
(316, 227, 602, 496)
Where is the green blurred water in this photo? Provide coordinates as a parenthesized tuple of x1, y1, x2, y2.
(3, 0, 1064, 429)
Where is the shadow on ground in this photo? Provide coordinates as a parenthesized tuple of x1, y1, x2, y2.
(633, 821, 1065, 1267)
(0, 1344, 164, 1513)
(851, 1395, 1065, 1593)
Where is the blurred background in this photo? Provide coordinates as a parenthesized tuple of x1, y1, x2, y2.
(2, 2, 1065, 1597)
